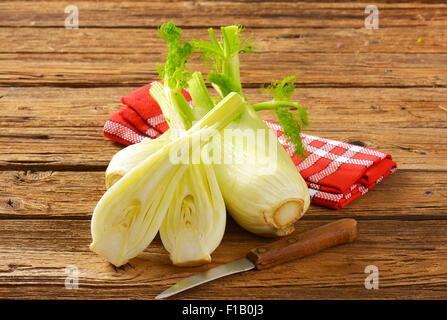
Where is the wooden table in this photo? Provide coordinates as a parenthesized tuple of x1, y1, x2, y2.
(1, 1, 446, 300)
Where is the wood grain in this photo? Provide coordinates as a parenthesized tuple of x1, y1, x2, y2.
(1, 52, 446, 87)
(3, 27, 446, 54)
(1, 124, 445, 170)
(1, 219, 447, 299)
(1, 1, 445, 28)
(0, 170, 446, 220)
(2, 87, 446, 129)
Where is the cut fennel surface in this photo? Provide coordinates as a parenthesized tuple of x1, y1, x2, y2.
(91, 92, 246, 266)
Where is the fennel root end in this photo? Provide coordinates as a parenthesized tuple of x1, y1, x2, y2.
(171, 256, 212, 267)
(272, 199, 304, 229)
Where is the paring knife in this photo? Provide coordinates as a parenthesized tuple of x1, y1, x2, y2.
(156, 218, 358, 299)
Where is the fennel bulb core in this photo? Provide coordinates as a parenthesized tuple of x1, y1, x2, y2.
(273, 200, 304, 228)
(160, 162, 226, 266)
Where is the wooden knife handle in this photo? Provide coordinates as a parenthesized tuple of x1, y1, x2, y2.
(246, 219, 358, 270)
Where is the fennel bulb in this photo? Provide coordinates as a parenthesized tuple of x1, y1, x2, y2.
(106, 72, 311, 238)
(91, 92, 246, 266)
(213, 105, 310, 237)
(105, 136, 226, 266)
(160, 159, 226, 266)
(105, 131, 172, 189)
(191, 25, 311, 236)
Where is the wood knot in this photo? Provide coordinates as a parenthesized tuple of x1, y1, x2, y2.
(1, 198, 23, 209)
(15, 170, 53, 183)
(282, 34, 301, 39)
(111, 262, 134, 273)
(344, 139, 367, 147)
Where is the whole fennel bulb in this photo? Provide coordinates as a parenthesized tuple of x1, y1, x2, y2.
(212, 105, 310, 237)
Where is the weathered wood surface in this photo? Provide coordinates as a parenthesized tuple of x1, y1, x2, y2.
(1, 219, 447, 299)
(4, 27, 447, 54)
(0, 87, 446, 170)
(0, 170, 444, 219)
(2, 52, 446, 87)
(1, 0, 447, 300)
(1, 1, 446, 28)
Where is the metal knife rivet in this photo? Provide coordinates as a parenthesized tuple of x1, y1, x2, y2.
(287, 238, 297, 244)
(257, 247, 267, 253)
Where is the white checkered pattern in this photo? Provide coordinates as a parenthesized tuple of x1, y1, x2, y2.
(104, 120, 148, 145)
(263, 120, 395, 207)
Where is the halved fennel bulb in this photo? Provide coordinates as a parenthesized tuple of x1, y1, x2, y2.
(91, 132, 192, 266)
(160, 157, 226, 266)
(92, 92, 245, 266)
(106, 140, 226, 267)
(105, 131, 172, 189)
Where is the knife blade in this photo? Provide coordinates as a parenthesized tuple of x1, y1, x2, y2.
(156, 218, 358, 299)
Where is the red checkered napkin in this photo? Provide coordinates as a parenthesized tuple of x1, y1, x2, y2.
(103, 83, 397, 209)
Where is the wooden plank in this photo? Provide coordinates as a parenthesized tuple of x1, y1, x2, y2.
(1, 87, 446, 129)
(0, 87, 446, 170)
(1, 52, 446, 87)
(0, 121, 445, 170)
(1, 1, 446, 28)
(3, 27, 446, 54)
(0, 170, 445, 219)
(1, 219, 447, 299)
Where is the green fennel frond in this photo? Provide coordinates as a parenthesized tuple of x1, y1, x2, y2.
(275, 107, 307, 158)
(207, 71, 238, 98)
(192, 26, 253, 68)
(261, 76, 309, 159)
(151, 21, 196, 129)
(157, 21, 193, 89)
(262, 75, 296, 101)
(191, 26, 254, 98)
